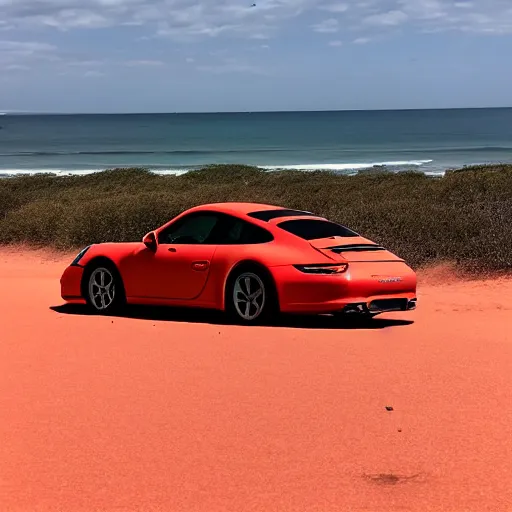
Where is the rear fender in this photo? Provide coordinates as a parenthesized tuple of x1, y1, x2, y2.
(222, 260, 279, 312)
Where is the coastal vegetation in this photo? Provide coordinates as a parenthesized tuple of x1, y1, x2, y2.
(1, 164, 511, 270)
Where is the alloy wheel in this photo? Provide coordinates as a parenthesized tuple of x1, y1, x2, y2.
(233, 272, 266, 321)
(88, 267, 116, 310)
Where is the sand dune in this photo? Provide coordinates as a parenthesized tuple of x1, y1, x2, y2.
(1, 248, 512, 512)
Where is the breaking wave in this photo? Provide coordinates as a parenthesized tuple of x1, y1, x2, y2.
(0, 159, 436, 177)
(261, 160, 433, 171)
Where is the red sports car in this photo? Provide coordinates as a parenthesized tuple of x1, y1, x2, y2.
(60, 202, 417, 323)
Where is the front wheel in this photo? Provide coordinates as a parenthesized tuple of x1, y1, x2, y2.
(226, 269, 277, 324)
(83, 263, 125, 313)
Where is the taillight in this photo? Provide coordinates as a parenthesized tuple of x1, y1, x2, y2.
(293, 263, 348, 275)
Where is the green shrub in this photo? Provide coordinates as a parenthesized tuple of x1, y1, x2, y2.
(1, 164, 512, 270)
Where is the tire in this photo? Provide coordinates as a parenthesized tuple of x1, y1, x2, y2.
(225, 266, 278, 325)
(83, 261, 125, 314)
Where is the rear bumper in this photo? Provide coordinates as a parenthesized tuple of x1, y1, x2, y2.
(279, 293, 417, 314)
(60, 265, 86, 303)
(271, 263, 417, 314)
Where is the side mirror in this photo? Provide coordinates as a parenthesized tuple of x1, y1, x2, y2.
(143, 231, 157, 252)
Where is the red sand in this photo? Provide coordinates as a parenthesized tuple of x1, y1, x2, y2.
(1, 247, 512, 512)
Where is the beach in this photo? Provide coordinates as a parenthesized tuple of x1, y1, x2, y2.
(1, 110, 512, 511)
(1, 247, 512, 512)
(3, 0, 512, 504)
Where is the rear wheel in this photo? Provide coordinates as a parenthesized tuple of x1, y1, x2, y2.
(83, 263, 125, 313)
(226, 267, 277, 324)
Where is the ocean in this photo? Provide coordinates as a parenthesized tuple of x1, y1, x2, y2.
(1, 108, 512, 177)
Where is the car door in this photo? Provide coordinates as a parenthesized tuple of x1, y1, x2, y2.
(122, 212, 220, 300)
(150, 212, 220, 300)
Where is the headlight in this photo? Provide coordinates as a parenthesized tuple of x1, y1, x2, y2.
(70, 245, 91, 266)
(293, 263, 348, 274)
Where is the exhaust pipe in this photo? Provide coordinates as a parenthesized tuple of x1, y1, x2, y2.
(342, 303, 367, 314)
(342, 298, 417, 316)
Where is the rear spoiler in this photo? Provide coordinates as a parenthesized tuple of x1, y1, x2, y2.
(328, 244, 385, 253)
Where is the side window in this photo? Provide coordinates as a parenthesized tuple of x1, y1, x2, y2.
(238, 221, 274, 244)
(211, 215, 274, 244)
(158, 213, 220, 245)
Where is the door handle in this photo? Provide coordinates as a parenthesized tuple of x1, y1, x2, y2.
(191, 261, 209, 271)
(168, 247, 177, 252)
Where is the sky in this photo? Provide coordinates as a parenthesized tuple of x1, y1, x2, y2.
(1, 0, 512, 113)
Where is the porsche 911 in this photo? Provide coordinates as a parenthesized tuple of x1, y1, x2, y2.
(60, 202, 417, 323)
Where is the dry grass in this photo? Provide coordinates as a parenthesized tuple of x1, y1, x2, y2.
(1, 163, 512, 270)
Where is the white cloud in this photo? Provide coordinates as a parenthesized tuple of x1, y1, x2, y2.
(0, 39, 58, 70)
(312, 18, 339, 33)
(397, 0, 446, 20)
(1, 0, 317, 40)
(2, 0, 512, 42)
(0, 40, 56, 54)
(328, 39, 343, 46)
(46, 57, 165, 75)
(398, 0, 512, 33)
(5, 63, 30, 71)
(124, 59, 164, 67)
(364, 10, 408, 26)
(197, 57, 266, 75)
(84, 70, 104, 77)
(249, 32, 272, 40)
(319, 3, 349, 13)
(353, 37, 371, 44)
(67, 59, 105, 67)
(0, 21, 14, 31)
(36, 10, 110, 29)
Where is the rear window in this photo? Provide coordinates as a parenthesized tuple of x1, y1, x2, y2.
(247, 209, 316, 222)
(277, 219, 358, 240)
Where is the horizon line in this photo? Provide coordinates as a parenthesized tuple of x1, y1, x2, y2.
(2, 106, 512, 115)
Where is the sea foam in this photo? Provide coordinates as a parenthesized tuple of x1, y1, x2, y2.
(261, 160, 434, 171)
(0, 160, 435, 178)
(0, 168, 190, 177)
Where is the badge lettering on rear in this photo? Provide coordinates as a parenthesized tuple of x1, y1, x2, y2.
(378, 277, 402, 283)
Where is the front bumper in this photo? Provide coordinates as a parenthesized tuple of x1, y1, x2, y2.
(60, 265, 86, 303)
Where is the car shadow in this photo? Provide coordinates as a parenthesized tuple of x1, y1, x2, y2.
(50, 304, 414, 330)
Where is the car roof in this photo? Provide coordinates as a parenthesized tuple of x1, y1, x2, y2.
(190, 202, 285, 216)
(187, 203, 329, 224)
